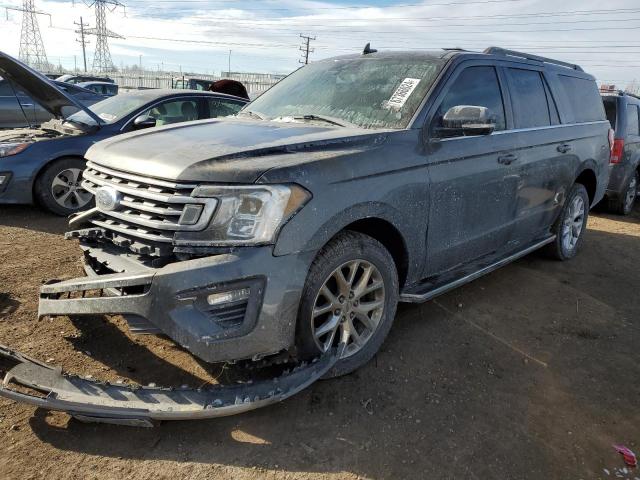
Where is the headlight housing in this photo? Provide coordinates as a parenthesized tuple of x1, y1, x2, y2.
(0, 143, 30, 158)
(191, 184, 311, 245)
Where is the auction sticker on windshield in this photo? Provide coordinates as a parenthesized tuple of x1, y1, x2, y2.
(386, 78, 421, 110)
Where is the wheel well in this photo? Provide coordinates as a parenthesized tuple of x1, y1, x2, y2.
(341, 218, 409, 288)
(575, 169, 597, 205)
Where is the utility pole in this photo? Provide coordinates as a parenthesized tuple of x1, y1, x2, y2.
(299, 34, 316, 65)
(5, 0, 51, 71)
(83, 0, 126, 73)
(74, 17, 89, 72)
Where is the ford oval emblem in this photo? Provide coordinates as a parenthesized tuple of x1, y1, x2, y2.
(95, 186, 121, 212)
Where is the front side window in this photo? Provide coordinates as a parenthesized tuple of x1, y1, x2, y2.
(207, 98, 244, 118)
(245, 55, 446, 129)
(626, 104, 639, 136)
(142, 99, 200, 126)
(432, 66, 506, 138)
(506, 68, 551, 129)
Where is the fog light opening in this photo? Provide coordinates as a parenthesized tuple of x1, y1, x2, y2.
(206, 288, 251, 306)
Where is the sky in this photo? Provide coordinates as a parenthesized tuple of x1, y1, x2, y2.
(1, 0, 640, 88)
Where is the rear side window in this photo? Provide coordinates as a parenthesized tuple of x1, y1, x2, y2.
(626, 104, 639, 136)
(433, 66, 506, 136)
(506, 68, 551, 128)
(556, 75, 606, 123)
(603, 98, 617, 130)
(207, 98, 244, 118)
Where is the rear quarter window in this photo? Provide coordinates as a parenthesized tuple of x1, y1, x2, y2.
(626, 104, 639, 136)
(556, 75, 606, 123)
(603, 98, 617, 130)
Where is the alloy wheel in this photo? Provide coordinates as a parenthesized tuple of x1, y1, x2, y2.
(561, 195, 585, 253)
(310, 260, 385, 359)
(51, 168, 92, 210)
(624, 174, 638, 212)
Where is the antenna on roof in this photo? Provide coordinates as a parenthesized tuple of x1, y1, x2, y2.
(363, 43, 377, 55)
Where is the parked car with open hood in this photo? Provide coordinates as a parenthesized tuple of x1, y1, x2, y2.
(0, 51, 249, 215)
(601, 90, 640, 214)
(0, 79, 105, 129)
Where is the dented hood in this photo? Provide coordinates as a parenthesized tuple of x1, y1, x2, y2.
(86, 117, 390, 183)
(0, 50, 103, 124)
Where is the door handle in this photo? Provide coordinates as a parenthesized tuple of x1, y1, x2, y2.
(20, 103, 33, 107)
(557, 143, 572, 154)
(497, 153, 518, 165)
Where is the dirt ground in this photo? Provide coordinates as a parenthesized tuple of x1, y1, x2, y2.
(0, 204, 638, 480)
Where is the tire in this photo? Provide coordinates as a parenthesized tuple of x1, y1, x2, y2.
(34, 157, 94, 216)
(607, 171, 638, 216)
(545, 183, 590, 261)
(296, 231, 399, 378)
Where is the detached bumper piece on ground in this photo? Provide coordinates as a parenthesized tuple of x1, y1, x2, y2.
(0, 343, 342, 427)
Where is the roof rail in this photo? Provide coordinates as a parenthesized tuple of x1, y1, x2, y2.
(483, 47, 584, 72)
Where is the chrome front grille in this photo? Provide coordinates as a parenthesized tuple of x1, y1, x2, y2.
(82, 162, 216, 256)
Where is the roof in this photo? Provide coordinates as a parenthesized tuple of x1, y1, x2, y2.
(77, 81, 116, 86)
(116, 88, 249, 103)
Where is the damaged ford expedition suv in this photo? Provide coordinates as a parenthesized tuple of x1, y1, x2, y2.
(39, 47, 610, 378)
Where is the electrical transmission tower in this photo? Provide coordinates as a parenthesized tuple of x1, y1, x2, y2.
(5, 1, 51, 71)
(83, 0, 125, 73)
(299, 34, 316, 65)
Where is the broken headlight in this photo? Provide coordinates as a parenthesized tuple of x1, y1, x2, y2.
(0, 143, 30, 158)
(192, 184, 311, 245)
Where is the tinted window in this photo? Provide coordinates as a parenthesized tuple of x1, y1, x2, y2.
(0, 79, 26, 96)
(506, 68, 551, 128)
(433, 66, 506, 137)
(626, 104, 639, 136)
(603, 98, 617, 130)
(556, 75, 606, 123)
(207, 98, 244, 117)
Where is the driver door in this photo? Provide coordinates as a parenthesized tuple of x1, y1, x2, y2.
(424, 64, 520, 276)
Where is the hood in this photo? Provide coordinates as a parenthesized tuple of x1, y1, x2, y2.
(86, 117, 390, 183)
(0, 51, 103, 125)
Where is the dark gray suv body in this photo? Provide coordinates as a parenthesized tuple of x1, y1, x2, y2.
(602, 91, 640, 214)
(39, 47, 610, 377)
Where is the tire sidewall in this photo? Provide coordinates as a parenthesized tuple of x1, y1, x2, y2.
(297, 232, 399, 378)
(34, 157, 93, 216)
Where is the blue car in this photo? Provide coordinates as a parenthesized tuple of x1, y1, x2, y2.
(0, 52, 248, 215)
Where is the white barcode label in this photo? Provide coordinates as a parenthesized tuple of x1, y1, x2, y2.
(386, 78, 421, 109)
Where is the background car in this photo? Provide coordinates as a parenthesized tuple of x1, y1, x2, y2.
(0, 79, 105, 129)
(56, 74, 114, 84)
(0, 51, 249, 215)
(77, 81, 118, 97)
(601, 90, 640, 214)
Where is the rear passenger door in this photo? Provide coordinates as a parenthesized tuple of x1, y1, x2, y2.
(502, 66, 569, 244)
(424, 64, 520, 276)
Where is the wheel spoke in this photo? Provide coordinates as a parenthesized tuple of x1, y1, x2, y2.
(353, 265, 373, 297)
(56, 190, 73, 206)
(333, 267, 351, 294)
(348, 323, 365, 347)
(51, 175, 68, 189)
(355, 299, 384, 314)
(68, 168, 81, 184)
(320, 285, 338, 305)
(354, 311, 377, 332)
(355, 280, 384, 300)
(313, 302, 334, 318)
(315, 315, 340, 339)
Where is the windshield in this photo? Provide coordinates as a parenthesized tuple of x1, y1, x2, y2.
(66, 93, 152, 126)
(245, 55, 445, 129)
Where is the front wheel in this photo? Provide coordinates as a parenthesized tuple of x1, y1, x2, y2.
(34, 158, 94, 216)
(546, 183, 590, 261)
(296, 231, 399, 378)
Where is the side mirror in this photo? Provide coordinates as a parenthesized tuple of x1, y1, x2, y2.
(439, 105, 496, 137)
(132, 115, 156, 129)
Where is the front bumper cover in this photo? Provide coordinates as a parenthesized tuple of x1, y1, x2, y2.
(0, 343, 342, 427)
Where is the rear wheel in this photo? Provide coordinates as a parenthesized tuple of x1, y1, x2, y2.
(546, 183, 589, 261)
(296, 231, 399, 378)
(608, 171, 638, 215)
(34, 158, 93, 216)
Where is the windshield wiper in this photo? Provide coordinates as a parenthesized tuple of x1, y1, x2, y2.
(292, 114, 352, 128)
(238, 110, 267, 120)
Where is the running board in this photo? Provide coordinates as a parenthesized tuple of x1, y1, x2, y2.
(399, 236, 555, 303)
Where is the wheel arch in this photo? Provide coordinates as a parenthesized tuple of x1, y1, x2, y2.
(574, 166, 597, 206)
